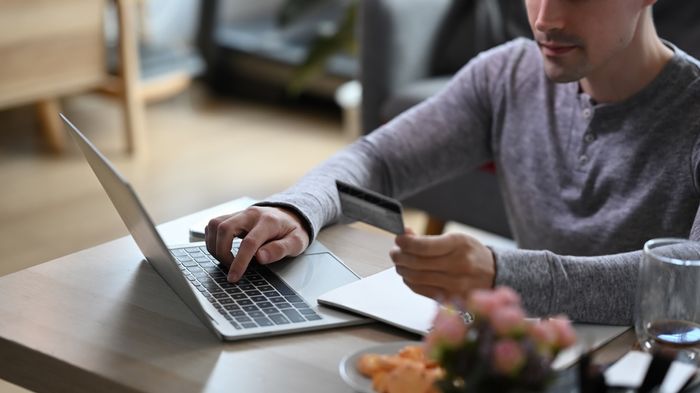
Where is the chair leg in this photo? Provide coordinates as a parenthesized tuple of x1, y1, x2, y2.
(35, 98, 65, 154)
(424, 216, 446, 235)
(115, 0, 147, 156)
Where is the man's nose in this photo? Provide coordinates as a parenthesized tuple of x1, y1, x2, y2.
(534, 0, 566, 33)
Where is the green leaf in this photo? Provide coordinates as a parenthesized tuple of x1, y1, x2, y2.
(287, 2, 358, 96)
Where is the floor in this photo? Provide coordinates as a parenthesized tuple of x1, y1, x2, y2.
(0, 83, 512, 392)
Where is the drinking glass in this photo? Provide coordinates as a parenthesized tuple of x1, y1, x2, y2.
(635, 238, 700, 358)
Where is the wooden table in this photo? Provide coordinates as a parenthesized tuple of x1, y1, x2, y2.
(0, 198, 635, 392)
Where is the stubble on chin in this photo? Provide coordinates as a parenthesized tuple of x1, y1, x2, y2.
(542, 56, 587, 84)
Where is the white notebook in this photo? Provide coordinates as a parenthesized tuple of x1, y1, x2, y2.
(318, 267, 630, 370)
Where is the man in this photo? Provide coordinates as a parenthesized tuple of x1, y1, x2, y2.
(205, 0, 700, 325)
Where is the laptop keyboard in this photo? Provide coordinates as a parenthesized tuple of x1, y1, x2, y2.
(171, 246, 321, 330)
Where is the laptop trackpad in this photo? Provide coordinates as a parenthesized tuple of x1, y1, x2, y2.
(267, 253, 359, 303)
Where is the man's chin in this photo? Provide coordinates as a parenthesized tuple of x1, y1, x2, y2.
(543, 63, 583, 83)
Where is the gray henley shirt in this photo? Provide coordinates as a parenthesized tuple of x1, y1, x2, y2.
(260, 38, 700, 325)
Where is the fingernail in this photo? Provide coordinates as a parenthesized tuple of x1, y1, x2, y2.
(257, 250, 268, 263)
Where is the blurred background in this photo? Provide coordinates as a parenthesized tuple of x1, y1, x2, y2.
(1, 1, 697, 391)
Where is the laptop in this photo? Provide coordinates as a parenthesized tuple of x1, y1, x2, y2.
(61, 114, 368, 340)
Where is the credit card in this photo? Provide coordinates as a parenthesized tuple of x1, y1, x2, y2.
(336, 180, 405, 235)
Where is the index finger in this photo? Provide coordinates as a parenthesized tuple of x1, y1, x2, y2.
(227, 224, 274, 282)
(395, 232, 465, 257)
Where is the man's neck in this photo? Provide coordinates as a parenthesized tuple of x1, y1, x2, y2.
(579, 16, 674, 104)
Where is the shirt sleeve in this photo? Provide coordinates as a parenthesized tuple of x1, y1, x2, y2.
(492, 248, 640, 325)
(494, 196, 700, 325)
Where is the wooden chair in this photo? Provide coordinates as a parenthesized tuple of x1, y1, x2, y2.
(0, 0, 146, 155)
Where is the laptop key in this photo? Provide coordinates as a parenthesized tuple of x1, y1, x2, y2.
(182, 261, 198, 268)
(242, 305, 260, 312)
(209, 288, 225, 295)
(305, 315, 322, 321)
(176, 255, 193, 263)
(281, 309, 306, 323)
(232, 293, 247, 300)
(269, 314, 290, 325)
(219, 282, 239, 291)
(234, 316, 252, 323)
(299, 308, 318, 316)
(270, 297, 287, 304)
(255, 301, 273, 309)
(263, 291, 279, 298)
(171, 249, 187, 257)
(254, 317, 274, 327)
(258, 269, 295, 296)
(230, 310, 246, 317)
(213, 292, 229, 300)
(245, 290, 262, 297)
(258, 285, 274, 292)
(202, 282, 221, 291)
(229, 321, 241, 330)
(185, 247, 200, 253)
(237, 299, 253, 306)
(218, 298, 235, 305)
(250, 296, 266, 303)
(199, 262, 218, 270)
(224, 304, 241, 312)
(248, 311, 265, 318)
(285, 295, 303, 303)
(241, 322, 258, 329)
(261, 307, 278, 315)
(276, 303, 294, 309)
(292, 302, 310, 309)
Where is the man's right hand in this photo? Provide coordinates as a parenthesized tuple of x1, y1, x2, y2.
(204, 206, 310, 283)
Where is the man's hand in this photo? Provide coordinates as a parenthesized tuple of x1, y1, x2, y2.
(205, 206, 310, 282)
(390, 229, 496, 302)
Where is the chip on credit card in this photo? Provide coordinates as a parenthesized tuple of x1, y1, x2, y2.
(336, 180, 405, 235)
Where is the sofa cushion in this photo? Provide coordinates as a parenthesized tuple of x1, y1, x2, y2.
(380, 76, 451, 122)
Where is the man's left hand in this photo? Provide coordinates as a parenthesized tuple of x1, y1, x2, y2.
(390, 229, 496, 302)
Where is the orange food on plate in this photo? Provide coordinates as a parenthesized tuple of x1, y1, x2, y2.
(357, 345, 443, 393)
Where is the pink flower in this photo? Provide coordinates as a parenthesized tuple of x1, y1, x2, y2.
(467, 289, 500, 318)
(467, 287, 522, 321)
(548, 316, 577, 349)
(492, 286, 521, 307)
(529, 317, 576, 356)
(425, 306, 467, 355)
(490, 306, 526, 336)
(492, 338, 526, 376)
(528, 321, 558, 356)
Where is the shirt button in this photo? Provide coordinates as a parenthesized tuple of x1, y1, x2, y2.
(582, 108, 592, 118)
(579, 155, 588, 164)
(584, 133, 596, 143)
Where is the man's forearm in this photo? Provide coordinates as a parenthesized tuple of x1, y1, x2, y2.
(493, 248, 640, 325)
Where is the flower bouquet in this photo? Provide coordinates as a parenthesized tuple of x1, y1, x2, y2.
(425, 287, 576, 393)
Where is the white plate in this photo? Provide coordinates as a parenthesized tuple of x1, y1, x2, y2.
(338, 340, 422, 393)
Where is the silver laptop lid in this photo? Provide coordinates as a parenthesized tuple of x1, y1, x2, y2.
(61, 114, 222, 337)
